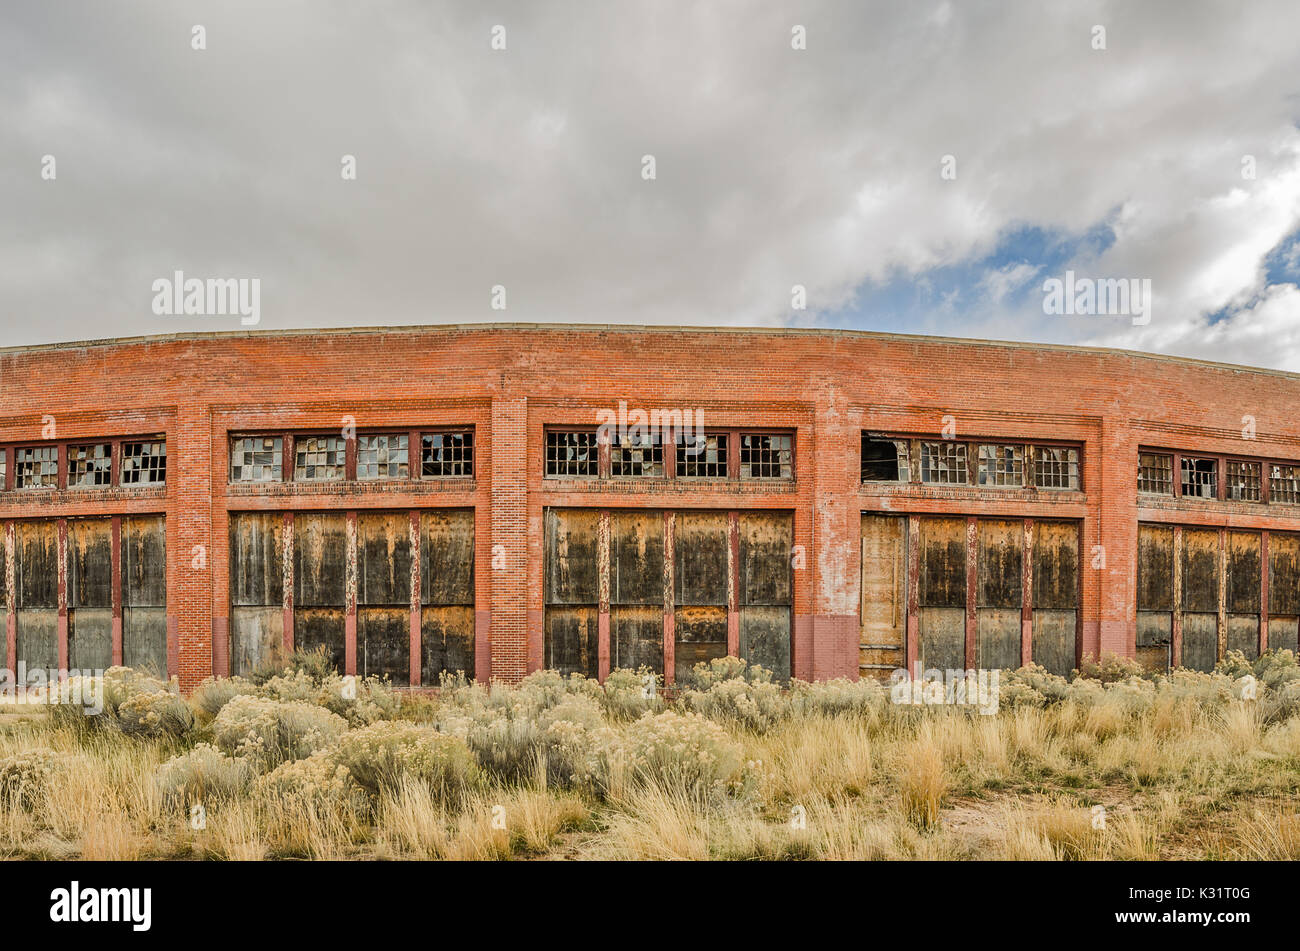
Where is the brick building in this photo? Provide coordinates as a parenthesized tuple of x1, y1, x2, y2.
(0, 323, 1295, 692)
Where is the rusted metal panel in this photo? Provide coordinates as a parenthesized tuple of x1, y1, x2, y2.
(1226, 532, 1261, 614)
(358, 512, 412, 606)
(1032, 609, 1077, 676)
(420, 510, 474, 606)
(420, 605, 474, 683)
(1181, 613, 1218, 672)
(610, 511, 665, 606)
(1268, 617, 1299, 653)
(229, 513, 284, 608)
(1269, 532, 1300, 615)
(544, 509, 599, 605)
(673, 512, 728, 605)
(544, 606, 598, 677)
(610, 604, 664, 672)
(16, 519, 57, 670)
(860, 514, 906, 675)
(358, 606, 410, 683)
(1181, 528, 1220, 613)
(673, 604, 727, 683)
(1227, 615, 1259, 659)
(122, 515, 166, 676)
(977, 608, 1021, 669)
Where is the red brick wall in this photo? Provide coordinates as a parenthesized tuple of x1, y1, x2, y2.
(0, 325, 1297, 690)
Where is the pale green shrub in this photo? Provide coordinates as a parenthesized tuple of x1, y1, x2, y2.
(681, 676, 789, 732)
(212, 695, 347, 767)
(1077, 652, 1146, 683)
(684, 656, 773, 689)
(258, 750, 363, 810)
(118, 689, 195, 739)
(612, 711, 745, 794)
(331, 721, 481, 800)
(190, 676, 259, 723)
(602, 667, 664, 720)
(156, 743, 254, 807)
(789, 677, 886, 718)
(0, 751, 69, 810)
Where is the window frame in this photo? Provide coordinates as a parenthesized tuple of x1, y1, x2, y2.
(544, 425, 796, 482)
(862, 432, 1084, 492)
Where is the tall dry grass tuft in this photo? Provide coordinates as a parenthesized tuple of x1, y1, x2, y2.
(898, 726, 946, 832)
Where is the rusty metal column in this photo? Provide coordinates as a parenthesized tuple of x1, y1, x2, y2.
(110, 516, 122, 667)
(281, 512, 294, 656)
(597, 509, 611, 681)
(1172, 525, 1183, 668)
(56, 518, 68, 674)
(1021, 518, 1033, 667)
(965, 516, 977, 670)
(726, 511, 739, 658)
(409, 510, 421, 687)
(345, 510, 358, 676)
(663, 510, 675, 686)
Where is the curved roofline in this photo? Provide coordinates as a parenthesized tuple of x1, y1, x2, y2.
(1, 321, 1294, 381)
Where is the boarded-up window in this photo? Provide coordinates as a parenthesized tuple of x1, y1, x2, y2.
(420, 510, 475, 684)
(67, 518, 113, 670)
(1181, 528, 1219, 671)
(674, 512, 729, 684)
(918, 517, 966, 670)
(15, 520, 58, 670)
(738, 512, 792, 681)
(1269, 533, 1300, 653)
(1032, 521, 1078, 676)
(544, 509, 599, 677)
(294, 513, 346, 672)
(122, 515, 167, 675)
(609, 511, 665, 673)
(977, 520, 1021, 669)
(229, 513, 285, 676)
(1136, 523, 1173, 672)
(860, 515, 906, 678)
(357, 512, 412, 682)
(1226, 532, 1260, 659)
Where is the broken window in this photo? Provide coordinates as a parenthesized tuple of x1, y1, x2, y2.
(0, 449, 5, 489)
(294, 435, 346, 482)
(1181, 456, 1217, 499)
(1226, 460, 1261, 501)
(739, 434, 792, 480)
(677, 433, 728, 479)
(1271, 464, 1300, 504)
(122, 440, 166, 485)
(861, 436, 908, 482)
(920, 441, 967, 484)
(230, 437, 282, 483)
(1138, 452, 1173, 495)
(545, 430, 598, 478)
(421, 431, 473, 478)
(610, 430, 664, 478)
(977, 444, 1023, 487)
(68, 444, 112, 488)
(15, 446, 57, 489)
(1033, 446, 1080, 490)
(357, 434, 409, 480)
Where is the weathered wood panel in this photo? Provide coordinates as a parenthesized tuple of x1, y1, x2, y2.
(978, 520, 1022, 609)
(1268, 617, 1299, 653)
(739, 605, 791, 683)
(1226, 532, 1261, 614)
(358, 512, 412, 606)
(1181, 613, 1218, 672)
(229, 513, 283, 608)
(421, 605, 474, 683)
(1227, 615, 1259, 659)
(420, 510, 474, 606)
(122, 516, 166, 674)
(293, 607, 344, 672)
(977, 607, 1021, 669)
(919, 517, 966, 609)
(16, 520, 57, 610)
(68, 518, 112, 609)
(611, 604, 664, 672)
(1270, 533, 1300, 616)
(860, 515, 905, 674)
(1181, 528, 1220, 613)
(544, 509, 599, 605)
(919, 607, 965, 671)
(1034, 521, 1079, 610)
(738, 512, 793, 606)
(16, 611, 56, 671)
(544, 606, 597, 678)
(1032, 609, 1076, 676)
(674, 512, 728, 605)
(1136, 611, 1172, 672)
(229, 606, 282, 676)
(1137, 524, 1174, 611)
(674, 604, 727, 683)
(293, 513, 347, 608)
(68, 607, 112, 670)
(358, 606, 409, 682)
(610, 511, 665, 605)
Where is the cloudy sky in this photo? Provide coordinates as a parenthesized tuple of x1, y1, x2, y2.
(4, 0, 1300, 368)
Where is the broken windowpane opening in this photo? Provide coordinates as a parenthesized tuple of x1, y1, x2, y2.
(357, 434, 409, 480)
(920, 441, 967, 484)
(861, 436, 908, 482)
(1181, 457, 1217, 498)
(739, 434, 792, 480)
(977, 444, 1023, 487)
(1138, 452, 1174, 495)
(545, 430, 598, 478)
(230, 437, 282, 483)
(1271, 464, 1300, 504)
(421, 431, 473, 478)
(68, 443, 111, 488)
(610, 431, 664, 478)
(1226, 460, 1261, 501)
(15, 446, 57, 489)
(294, 435, 346, 482)
(677, 433, 728, 479)
(1033, 446, 1079, 490)
(122, 440, 166, 485)
(0, 449, 6, 489)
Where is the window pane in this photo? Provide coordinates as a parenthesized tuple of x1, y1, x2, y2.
(15, 447, 57, 489)
(294, 435, 346, 482)
(1033, 446, 1079, 490)
(610, 431, 664, 478)
(545, 431, 598, 477)
(229, 437, 282, 483)
(121, 440, 166, 485)
(977, 444, 1023, 487)
(1138, 453, 1173, 495)
(677, 433, 728, 479)
(357, 434, 409, 481)
(920, 442, 967, 484)
(739, 434, 792, 480)
(68, 443, 112, 488)
(421, 431, 474, 478)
